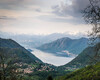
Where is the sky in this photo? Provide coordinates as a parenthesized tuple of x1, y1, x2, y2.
(0, 0, 93, 35)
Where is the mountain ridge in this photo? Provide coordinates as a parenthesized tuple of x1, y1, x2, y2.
(37, 37, 88, 56)
(0, 38, 42, 63)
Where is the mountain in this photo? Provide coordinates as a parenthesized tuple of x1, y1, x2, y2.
(0, 38, 65, 80)
(37, 37, 88, 56)
(55, 62, 100, 80)
(0, 38, 42, 63)
(0, 38, 58, 75)
(0, 32, 87, 48)
(59, 43, 100, 70)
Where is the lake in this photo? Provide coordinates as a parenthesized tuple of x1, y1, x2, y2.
(31, 48, 75, 66)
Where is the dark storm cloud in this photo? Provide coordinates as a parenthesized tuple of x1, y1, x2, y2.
(52, 0, 91, 17)
(52, 0, 100, 24)
(53, 0, 100, 17)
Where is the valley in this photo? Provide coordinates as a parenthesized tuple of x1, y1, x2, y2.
(0, 0, 100, 80)
(0, 36, 100, 80)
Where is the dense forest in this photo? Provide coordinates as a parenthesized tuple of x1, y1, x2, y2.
(55, 62, 100, 80)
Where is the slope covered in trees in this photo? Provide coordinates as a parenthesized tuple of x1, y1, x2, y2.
(0, 38, 58, 80)
(0, 38, 42, 62)
(55, 62, 100, 80)
(58, 42, 100, 70)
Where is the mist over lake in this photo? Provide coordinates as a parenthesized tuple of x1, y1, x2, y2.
(31, 48, 75, 66)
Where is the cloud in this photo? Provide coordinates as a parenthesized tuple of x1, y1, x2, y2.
(0, 0, 62, 11)
(52, 0, 90, 17)
(0, 16, 16, 20)
(0, 0, 44, 11)
(0, 0, 93, 35)
(52, 0, 96, 24)
(35, 8, 41, 12)
(38, 14, 84, 24)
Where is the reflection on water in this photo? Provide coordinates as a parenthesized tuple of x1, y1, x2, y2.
(31, 48, 75, 66)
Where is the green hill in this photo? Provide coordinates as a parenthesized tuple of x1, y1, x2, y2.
(55, 62, 100, 80)
(0, 38, 42, 63)
(59, 43, 100, 70)
(0, 38, 58, 80)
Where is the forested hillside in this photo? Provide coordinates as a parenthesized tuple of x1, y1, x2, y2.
(55, 62, 100, 80)
(0, 38, 42, 62)
(0, 38, 58, 80)
(58, 43, 100, 70)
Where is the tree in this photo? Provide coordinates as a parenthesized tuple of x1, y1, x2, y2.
(82, 0, 100, 63)
(0, 48, 23, 80)
(83, 0, 100, 44)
